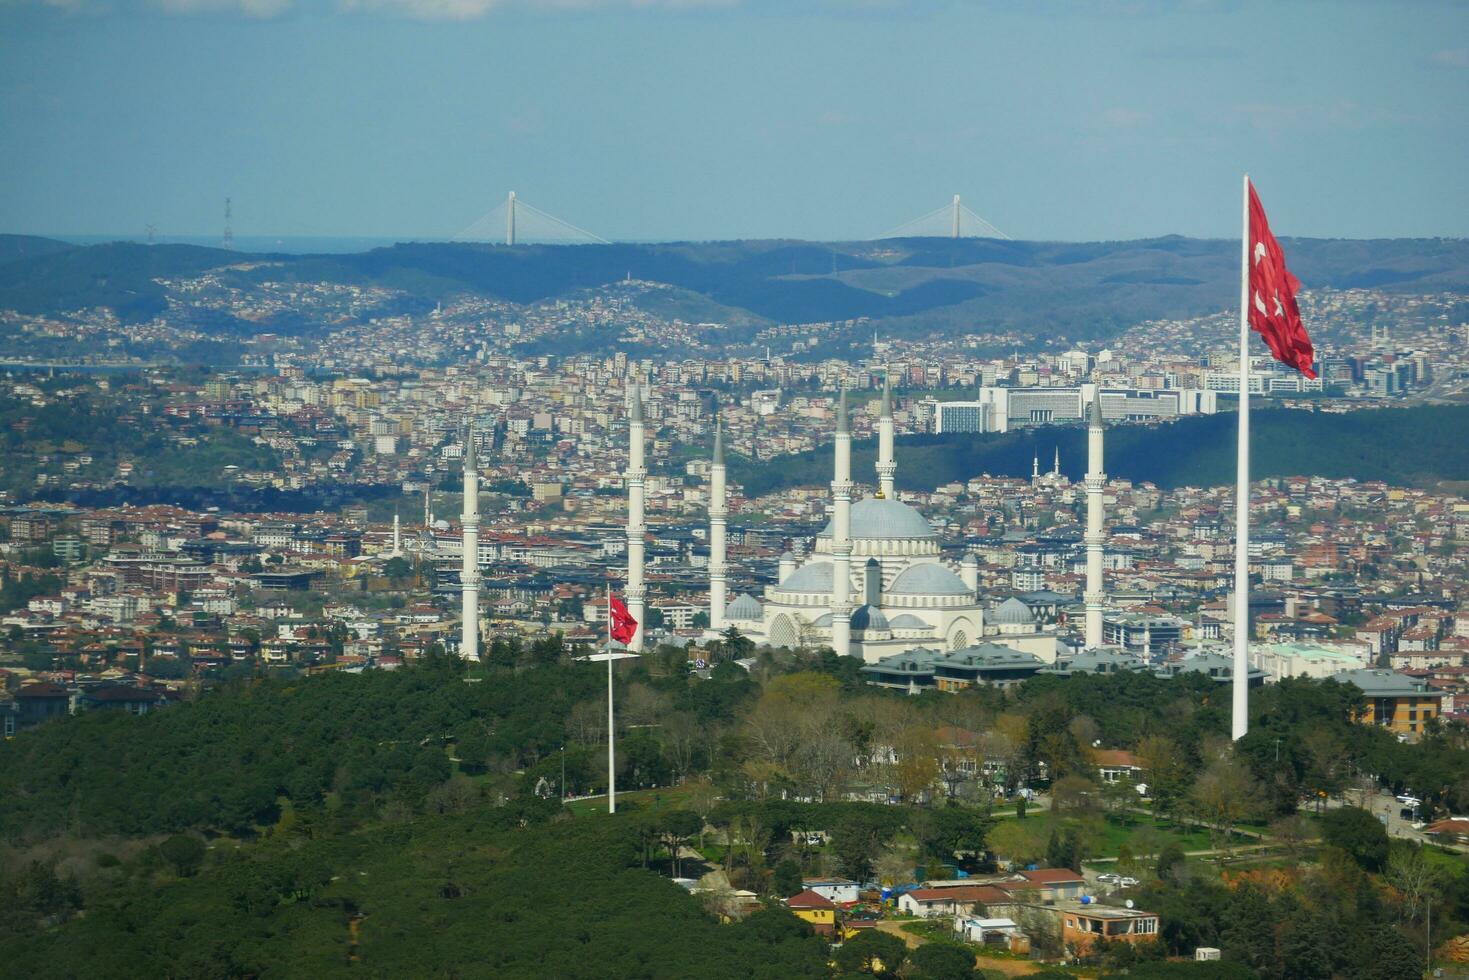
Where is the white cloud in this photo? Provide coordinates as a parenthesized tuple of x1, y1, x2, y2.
(152, 0, 293, 15)
(337, 0, 733, 18)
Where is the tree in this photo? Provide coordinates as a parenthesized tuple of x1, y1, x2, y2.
(909, 942, 976, 979)
(1384, 844, 1445, 921)
(918, 803, 993, 862)
(382, 556, 411, 580)
(1321, 806, 1389, 871)
(832, 929, 907, 975)
(1135, 735, 1190, 819)
(1051, 774, 1102, 817)
(1155, 842, 1186, 882)
(986, 819, 1045, 869)
(660, 810, 702, 879)
(772, 858, 803, 897)
(1045, 825, 1081, 871)
(1188, 755, 1261, 856)
(158, 834, 206, 877)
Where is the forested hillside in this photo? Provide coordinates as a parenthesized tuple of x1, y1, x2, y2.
(2, 648, 1467, 977)
(3, 234, 1467, 340)
(732, 405, 1469, 496)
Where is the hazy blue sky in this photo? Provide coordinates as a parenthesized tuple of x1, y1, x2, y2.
(1, 0, 1466, 242)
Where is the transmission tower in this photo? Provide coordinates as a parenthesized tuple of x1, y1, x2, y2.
(145, 224, 157, 245)
(506, 191, 516, 246)
(222, 198, 234, 250)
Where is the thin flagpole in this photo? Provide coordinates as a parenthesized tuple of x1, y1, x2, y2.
(607, 580, 616, 814)
(1233, 174, 1252, 741)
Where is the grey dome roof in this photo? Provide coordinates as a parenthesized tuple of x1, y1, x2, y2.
(994, 596, 1036, 625)
(887, 613, 933, 630)
(812, 612, 833, 627)
(725, 593, 763, 621)
(888, 563, 971, 596)
(851, 605, 889, 631)
(819, 497, 937, 540)
(779, 561, 833, 593)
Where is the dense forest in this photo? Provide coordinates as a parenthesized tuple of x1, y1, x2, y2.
(732, 404, 1469, 496)
(2, 644, 1466, 977)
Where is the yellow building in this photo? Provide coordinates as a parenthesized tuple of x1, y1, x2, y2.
(1332, 668, 1441, 739)
(785, 889, 838, 936)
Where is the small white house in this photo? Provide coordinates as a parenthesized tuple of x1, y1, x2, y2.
(802, 877, 859, 905)
(956, 916, 1022, 945)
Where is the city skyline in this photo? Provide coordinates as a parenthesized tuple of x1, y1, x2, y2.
(2, 1, 1467, 242)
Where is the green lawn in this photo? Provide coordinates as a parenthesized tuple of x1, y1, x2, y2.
(1082, 813, 1256, 862)
(564, 783, 706, 817)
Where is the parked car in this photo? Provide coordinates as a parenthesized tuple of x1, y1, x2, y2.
(1097, 873, 1122, 885)
(1397, 794, 1422, 806)
(1120, 876, 1140, 888)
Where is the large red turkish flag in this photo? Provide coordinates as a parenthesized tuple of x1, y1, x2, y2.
(608, 593, 638, 645)
(1248, 182, 1316, 379)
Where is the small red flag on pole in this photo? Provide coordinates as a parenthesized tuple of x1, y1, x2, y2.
(608, 592, 638, 646)
(1247, 183, 1315, 379)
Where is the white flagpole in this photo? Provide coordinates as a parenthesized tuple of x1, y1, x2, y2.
(1233, 174, 1252, 741)
(607, 582, 617, 814)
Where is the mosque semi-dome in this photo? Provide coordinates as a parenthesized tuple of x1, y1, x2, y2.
(887, 563, 972, 596)
(994, 596, 1037, 625)
(778, 562, 834, 593)
(818, 497, 937, 540)
(850, 605, 890, 631)
(725, 593, 763, 621)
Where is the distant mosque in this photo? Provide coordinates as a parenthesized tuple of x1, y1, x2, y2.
(686, 376, 1111, 663)
(599, 372, 1111, 663)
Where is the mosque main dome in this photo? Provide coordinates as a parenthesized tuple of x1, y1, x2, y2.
(818, 497, 937, 540)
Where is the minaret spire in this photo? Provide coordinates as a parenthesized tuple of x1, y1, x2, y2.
(460, 420, 481, 662)
(1084, 397, 1107, 649)
(876, 369, 896, 499)
(830, 387, 853, 658)
(1053, 446, 1060, 477)
(625, 384, 647, 652)
(708, 414, 728, 634)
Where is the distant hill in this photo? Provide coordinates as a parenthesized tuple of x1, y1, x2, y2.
(730, 404, 1469, 495)
(0, 241, 242, 322)
(1, 234, 1466, 334)
(0, 234, 73, 266)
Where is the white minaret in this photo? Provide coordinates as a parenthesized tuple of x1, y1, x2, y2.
(830, 388, 853, 658)
(390, 511, 401, 557)
(1052, 446, 1060, 478)
(625, 386, 647, 652)
(460, 421, 481, 662)
(708, 416, 728, 633)
(1084, 397, 1106, 649)
(876, 370, 896, 498)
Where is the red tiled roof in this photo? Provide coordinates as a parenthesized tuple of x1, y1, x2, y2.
(905, 886, 1012, 905)
(1093, 749, 1141, 768)
(785, 889, 837, 910)
(1017, 868, 1085, 885)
